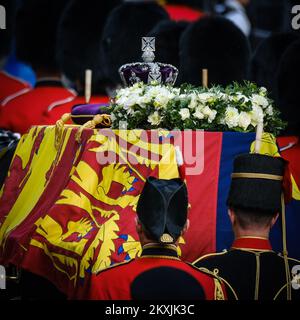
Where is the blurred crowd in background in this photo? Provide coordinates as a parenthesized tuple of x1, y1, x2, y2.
(0, 0, 299, 136)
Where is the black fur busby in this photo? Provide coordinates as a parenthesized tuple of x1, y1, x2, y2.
(179, 16, 251, 86)
(15, 0, 69, 71)
(57, 0, 121, 94)
(147, 20, 189, 69)
(136, 177, 188, 244)
(101, 2, 169, 86)
(0, 0, 17, 61)
(251, 32, 299, 99)
(276, 40, 300, 136)
(227, 154, 286, 214)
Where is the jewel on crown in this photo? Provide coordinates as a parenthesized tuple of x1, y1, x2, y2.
(119, 37, 179, 87)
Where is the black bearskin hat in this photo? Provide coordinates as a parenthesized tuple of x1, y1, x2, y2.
(179, 16, 251, 86)
(101, 2, 169, 86)
(251, 32, 299, 99)
(57, 0, 121, 93)
(147, 20, 189, 70)
(227, 154, 286, 214)
(137, 177, 188, 244)
(15, 0, 69, 71)
(276, 40, 300, 136)
(0, 0, 17, 61)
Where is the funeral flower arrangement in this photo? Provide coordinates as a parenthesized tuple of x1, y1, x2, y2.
(110, 81, 286, 136)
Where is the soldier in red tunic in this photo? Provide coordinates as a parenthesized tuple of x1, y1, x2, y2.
(0, 0, 75, 134)
(0, 0, 31, 103)
(39, 0, 120, 125)
(88, 177, 227, 300)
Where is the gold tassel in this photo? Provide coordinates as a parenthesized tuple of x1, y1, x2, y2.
(75, 114, 112, 144)
(55, 113, 71, 150)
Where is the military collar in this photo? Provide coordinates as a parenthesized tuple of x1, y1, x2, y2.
(231, 237, 273, 252)
(35, 78, 65, 88)
(141, 243, 180, 260)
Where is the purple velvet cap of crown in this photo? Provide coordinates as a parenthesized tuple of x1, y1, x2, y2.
(71, 103, 110, 125)
(119, 62, 178, 87)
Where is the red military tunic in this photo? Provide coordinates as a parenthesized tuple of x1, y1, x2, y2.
(0, 79, 76, 134)
(0, 71, 31, 103)
(40, 95, 110, 125)
(164, 4, 204, 22)
(88, 244, 226, 300)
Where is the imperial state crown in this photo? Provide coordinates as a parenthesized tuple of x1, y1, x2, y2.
(118, 37, 179, 87)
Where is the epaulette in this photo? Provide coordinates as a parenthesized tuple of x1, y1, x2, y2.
(192, 249, 228, 265)
(95, 258, 135, 275)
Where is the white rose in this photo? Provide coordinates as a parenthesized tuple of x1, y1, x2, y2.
(217, 92, 229, 101)
(115, 95, 129, 106)
(236, 93, 250, 103)
(208, 110, 217, 123)
(250, 105, 264, 126)
(238, 111, 251, 130)
(148, 111, 162, 126)
(251, 94, 269, 109)
(224, 107, 239, 128)
(265, 106, 274, 116)
(179, 108, 190, 121)
(146, 86, 163, 98)
(198, 92, 214, 102)
(201, 106, 217, 123)
(193, 106, 204, 120)
(138, 92, 151, 104)
(154, 93, 172, 109)
(259, 87, 267, 96)
(188, 93, 198, 109)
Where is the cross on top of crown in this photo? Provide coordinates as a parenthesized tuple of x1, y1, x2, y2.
(142, 37, 155, 63)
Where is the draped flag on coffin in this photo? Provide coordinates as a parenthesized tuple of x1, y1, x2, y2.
(0, 126, 181, 297)
(0, 127, 299, 298)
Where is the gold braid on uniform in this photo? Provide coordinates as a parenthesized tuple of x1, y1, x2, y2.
(196, 267, 227, 300)
(196, 266, 238, 300)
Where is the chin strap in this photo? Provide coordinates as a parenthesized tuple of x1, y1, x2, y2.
(281, 193, 291, 300)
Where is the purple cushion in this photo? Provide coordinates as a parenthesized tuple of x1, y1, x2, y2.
(71, 103, 110, 125)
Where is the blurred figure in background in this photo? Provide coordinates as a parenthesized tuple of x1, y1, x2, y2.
(40, 0, 121, 124)
(0, 0, 31, 103)
(276, 40, 300, 187)
(179, 16, 251, 86)
(0, 0, 74, 135)
(147, 20, 189, 85)
(214, 0, 251, 37)
(250, 32, 299, 100)
(246, 0, 292, 49)
(101, 1, 169, 92)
